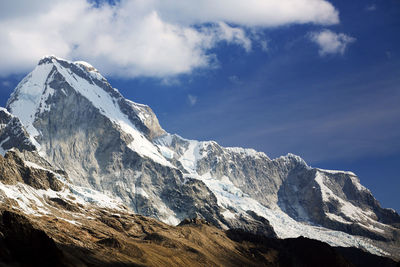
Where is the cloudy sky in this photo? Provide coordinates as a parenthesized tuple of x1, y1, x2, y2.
(0, 0, 399, 211)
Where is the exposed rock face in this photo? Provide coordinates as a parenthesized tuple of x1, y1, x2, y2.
(0, 150, 63, 191)
(2, 56, 399, 258)
(0, 108, 36, 154)
(279, 168, 400, 241)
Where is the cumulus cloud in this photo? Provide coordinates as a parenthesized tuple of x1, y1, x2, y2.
(154, 0, 339, 26)
(0, 0, 339, 78)
(309, 29, 356, 56)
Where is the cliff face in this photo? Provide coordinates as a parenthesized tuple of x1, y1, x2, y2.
(0, 150, 63, 192)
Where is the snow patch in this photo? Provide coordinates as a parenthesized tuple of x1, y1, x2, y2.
(277, 153, 310, 168)
(62, 218, 80, 226)
(24, 160, 48, 171)
(0, 136, 10, 156)
(350, 176, 370, 192)
(135, 187, 149, 198)
(158, 145, 174, 159)
(179, 140, 202, 173)
(326, 213, 351, 224)
(156, 201, 180, 226)
(225, 147, 268, 159)
(315, 171, 378, 226)
(7, 62, 54, 140)
(317, 168, 356, 176)
(74, 61, 97, 71)
(0, 107, 11, 115)
(154, 133, 174, 147)
(222, 209, 236, 219)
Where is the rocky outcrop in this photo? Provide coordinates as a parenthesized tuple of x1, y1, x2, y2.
(0, 108, 36, 153)
(0, 150, 64, 191)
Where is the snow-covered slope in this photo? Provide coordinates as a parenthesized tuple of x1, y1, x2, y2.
(154, 133, 400, 256)
(2, 56, 399, 258)
(7, 56, 168, 166)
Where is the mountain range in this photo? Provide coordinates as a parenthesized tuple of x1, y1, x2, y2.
(0, 56, 399, 265)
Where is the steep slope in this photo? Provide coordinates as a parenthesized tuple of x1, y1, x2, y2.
(3, 56, 400, 258)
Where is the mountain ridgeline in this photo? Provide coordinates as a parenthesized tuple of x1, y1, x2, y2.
(1, 56, 399, 261)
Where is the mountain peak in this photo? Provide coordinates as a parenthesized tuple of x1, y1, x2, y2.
(6, 56, 167, 164)
(36, 55, 103, 80)
(38, 55, 66, 65)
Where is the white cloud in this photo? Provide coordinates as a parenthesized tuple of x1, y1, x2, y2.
(211, 22, 252, 52)
(154, 0, 339, 26)
(249, 30, 269, 52)
(260, 40, 269, 52)
(188, 94, 198, 106)
(309, 30, 356, 56)
(1, 81, 11, 87)
(365, 4, 377, 11)
(228, 75, 242, 85)
(0, 0, 339, 78)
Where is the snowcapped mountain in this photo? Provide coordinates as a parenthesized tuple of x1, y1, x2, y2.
(1, 56, 399, 259)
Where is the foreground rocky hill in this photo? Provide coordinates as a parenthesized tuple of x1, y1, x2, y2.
(0, 56, 399, 261)
(2, 208, 399, 267)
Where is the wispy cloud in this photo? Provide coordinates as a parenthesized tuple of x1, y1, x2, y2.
(187, 94, 198, 106)
(228, 75, 242, 85)
(160, 77, 182, 87)
(260, 40, 269, 52)
(309, 29, 356, 56)
(0, 0, 339, 78)
(1, 81, 11, 87)
(365, 4, 377, 11)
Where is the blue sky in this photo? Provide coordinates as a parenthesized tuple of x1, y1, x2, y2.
(0, 0, 399, 211)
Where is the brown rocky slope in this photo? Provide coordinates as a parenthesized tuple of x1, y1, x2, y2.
(0, 207, 399, 267)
